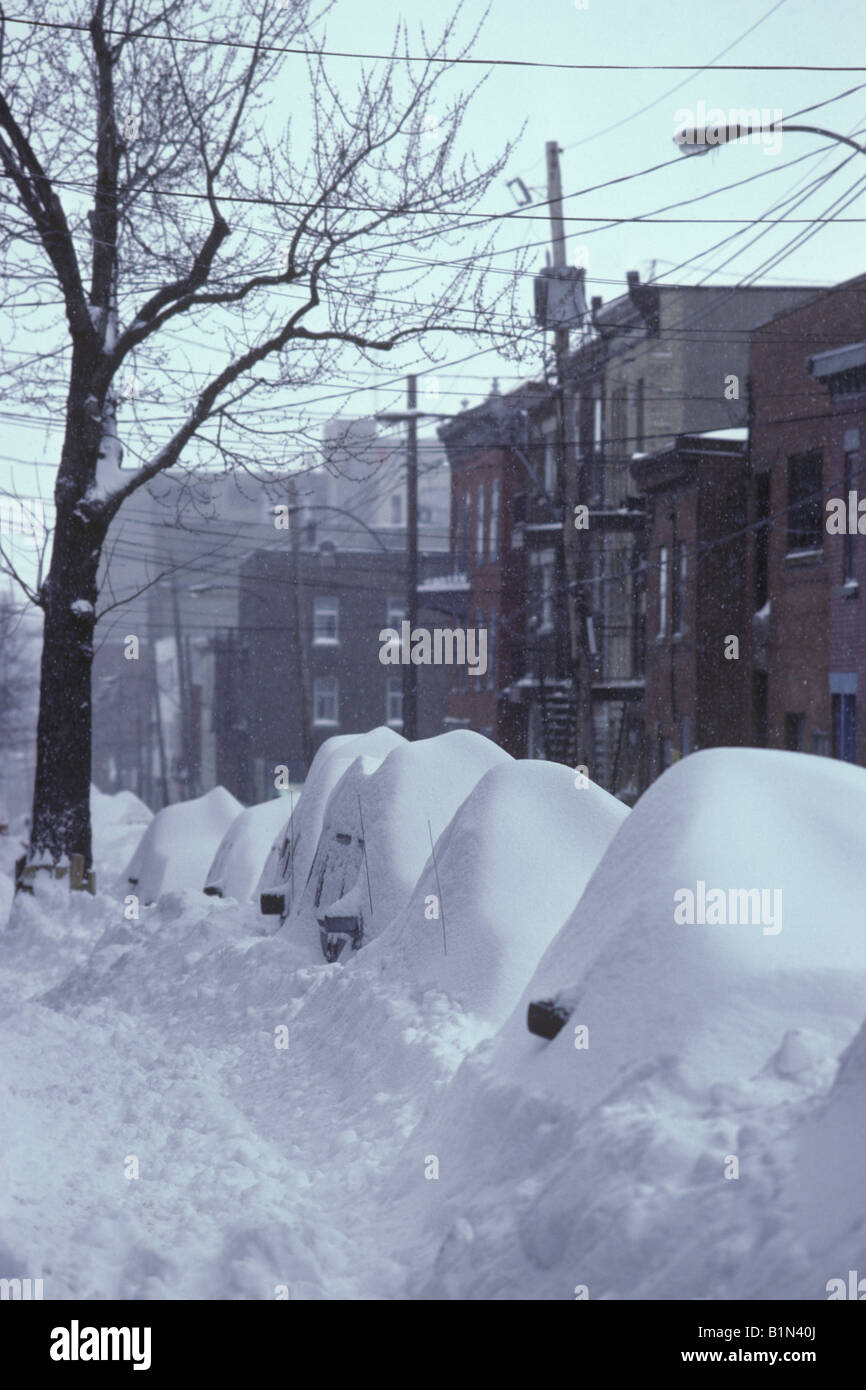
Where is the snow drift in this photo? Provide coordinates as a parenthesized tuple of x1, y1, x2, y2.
(204, 797, 293, 903)
(368, 760, 628, 1025)
(493, 747, 866, 1109)
(399, 748, 866, 1299)
(122, 786, 243, 904)
(91, 785, 152, 887)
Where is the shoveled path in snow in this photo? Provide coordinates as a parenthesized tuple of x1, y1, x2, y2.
(0, 887, 484, 1300)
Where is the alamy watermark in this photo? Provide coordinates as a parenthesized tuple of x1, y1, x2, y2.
(378, 622, 487, 677)
(674, 880, 782, 935)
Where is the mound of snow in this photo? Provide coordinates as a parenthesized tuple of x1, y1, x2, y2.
(369, 760, 628, 1025)
(122, 786, 243, 904)
(394, 748, 866, 1300)
(204, 797, 293, 902)
(782, 1017, 866, 1291)
(357, 729, 511, 943)
(255, 726, 405, 915)
(90, 785, 153, 883)
(490, 748, 866, 1109)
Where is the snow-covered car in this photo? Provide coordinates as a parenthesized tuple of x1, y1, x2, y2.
(368, 757, 628, 1026)
(256, 726, 405, 925)
(509, 748, 866, 1107)
(291, 728, 509, 961)
(204, 795, 294, 902)
(122, 785, 243, 904)
(91, 785, 153, 886)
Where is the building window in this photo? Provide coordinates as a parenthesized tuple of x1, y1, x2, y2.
(386, 675, 403, 727)
(671, 541, 686, 636)
(657, 546, 668, 638)
(489, 478, 500, 556)
(843, 447, 859, 582)
(592, 397, 603, 454)
(462, 489, 471, 561)
(486, 607, 497, 691)
(313, 676, 339, 726)
(390, 493, 403, 526)
(787, 451, 823, 553)
(387, 594, 406, 628)
(784, 713, 805, 752)
(313, 595, 339, 644)
(476, 483, 487, 562)
(833, 693, 856, 762)
(812, 728, 829, 756)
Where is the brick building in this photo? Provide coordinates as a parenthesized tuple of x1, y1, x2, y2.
(747, 275, 866, 763)
(631, 429, 750, 782)
(216, 544, 454, 801)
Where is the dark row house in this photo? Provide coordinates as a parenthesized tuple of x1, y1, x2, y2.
(214, 543, 459, 803)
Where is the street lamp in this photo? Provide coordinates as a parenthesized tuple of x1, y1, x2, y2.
(673, 120, 866, 159)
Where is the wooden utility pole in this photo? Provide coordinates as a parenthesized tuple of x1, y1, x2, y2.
(169, 578, 193, 799)
(546, 139, 589, 770)
(288, 478, 314, 770)
(150, 638, 169, 808)
(404, 374, 419, 741)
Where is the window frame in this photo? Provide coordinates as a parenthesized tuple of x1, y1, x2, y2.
(312, 675, 339, 726)
(657, 546, 669, 638)
(312, 594, 339, 646)
(786, 450, 824, 555)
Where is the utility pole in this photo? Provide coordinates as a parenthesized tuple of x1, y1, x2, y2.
(546, 139, 589, 771)
(169, 578, 193, 799)
(150, 638, 169, 808)
(375, 374, 423, 742)
(288, 477, 314, 771)
(404, 374, 419, 741)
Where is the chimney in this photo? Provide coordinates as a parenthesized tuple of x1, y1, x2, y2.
(626, 270, 660, 337)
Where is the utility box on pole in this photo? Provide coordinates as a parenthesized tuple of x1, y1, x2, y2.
(534, 264, 587, 330)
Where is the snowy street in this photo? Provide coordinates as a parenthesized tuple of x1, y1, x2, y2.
(3, 734, 866, 1301)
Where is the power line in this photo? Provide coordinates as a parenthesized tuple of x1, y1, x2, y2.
(6, 14, 865, 71)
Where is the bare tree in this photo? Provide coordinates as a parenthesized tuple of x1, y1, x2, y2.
(0, 0, 522, 873)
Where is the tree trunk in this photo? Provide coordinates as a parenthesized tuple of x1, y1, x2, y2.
(29, 515, 102, 873)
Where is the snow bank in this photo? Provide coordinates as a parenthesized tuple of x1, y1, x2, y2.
(491, 748, 866, 1110)
(397, 748, 866, 1299)
(122, 786, 243, 904)
(776, 1019, 866, 1297)
(369, 760, 628, 1026)
(204, 797, 293, 902)
(91, 785, 153, 885)
(255, 727, 405, 915)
